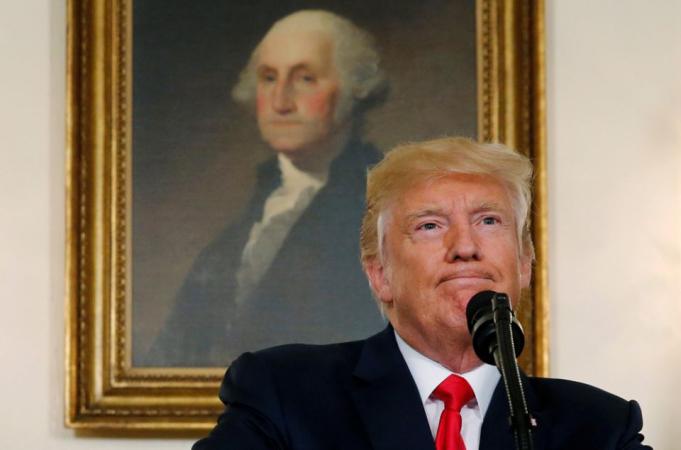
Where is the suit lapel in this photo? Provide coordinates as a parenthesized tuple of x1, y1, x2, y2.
(480, 372, 552, 450)
(350, 326, 435, 450)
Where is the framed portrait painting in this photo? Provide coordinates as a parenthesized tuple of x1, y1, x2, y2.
(66, 0, 547, 431)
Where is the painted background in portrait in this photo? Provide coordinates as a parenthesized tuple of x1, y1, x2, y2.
(131, 0, 477, 365)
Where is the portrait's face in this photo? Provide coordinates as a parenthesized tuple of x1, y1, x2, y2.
(255, 28, 341, 156)
(365, 173, 532, 349)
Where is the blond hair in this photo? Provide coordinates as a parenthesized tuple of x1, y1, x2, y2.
(360, 137, 534, 263)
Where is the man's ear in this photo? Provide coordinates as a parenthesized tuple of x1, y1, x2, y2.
(363, 257, 393, 306)
(519, 248, 533, 290)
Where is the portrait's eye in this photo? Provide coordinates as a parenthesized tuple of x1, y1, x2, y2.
(258, 70, 277, 84)
(294, 71, 317, 86)
(481, 216, 500, 225)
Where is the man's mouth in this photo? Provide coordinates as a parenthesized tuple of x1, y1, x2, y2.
(268, 120, 302, 126)
(439, 271, 494, 286)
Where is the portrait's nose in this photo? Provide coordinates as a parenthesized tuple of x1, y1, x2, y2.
(445, 222, 480, 262)
(272, 80, 295, 114)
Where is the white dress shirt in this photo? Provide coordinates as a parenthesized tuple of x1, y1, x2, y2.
(395, 331, 500, 450)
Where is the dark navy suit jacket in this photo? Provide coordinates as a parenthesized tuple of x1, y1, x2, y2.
(194, 326, 652, 450)
(144, 140, 385, 367)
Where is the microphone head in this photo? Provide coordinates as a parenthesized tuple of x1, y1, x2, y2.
(465, 290, 525, 365)
(466, 291, 498, 365)
(466, 290, 497, 334)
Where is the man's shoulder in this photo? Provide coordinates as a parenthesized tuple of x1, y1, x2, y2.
(331, 138, 382, 175)
(529, 376, 628, 403)
(521, 376, 651, 448)
(527, 376, 636, 420)
(259, 339, 364, 362)
(229, 338, 367, 381)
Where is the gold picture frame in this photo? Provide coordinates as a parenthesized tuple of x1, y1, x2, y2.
(66, 0, 547, 432)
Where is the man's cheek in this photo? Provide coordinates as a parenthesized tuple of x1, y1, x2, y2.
(256, 92, 267, 116)
(301, 90, 336, 120)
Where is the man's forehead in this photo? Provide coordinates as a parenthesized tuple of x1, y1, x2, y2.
(257, 28, 335, 69)
(390, 174, 514, 214)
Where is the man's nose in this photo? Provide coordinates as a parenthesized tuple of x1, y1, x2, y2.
(445, 223, 480, 262)
(272, 81, 295, 114)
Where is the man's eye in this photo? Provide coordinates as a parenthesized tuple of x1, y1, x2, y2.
(481, 216, 499, 225)
(418, 222, 439, 231)
(296, 73, 316, 84)
(259, 72, 276, 83)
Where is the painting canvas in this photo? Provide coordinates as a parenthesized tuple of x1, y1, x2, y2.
(131, 1, 478, 367)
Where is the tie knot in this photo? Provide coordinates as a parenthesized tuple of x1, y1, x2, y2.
(432, 374, 475, 411)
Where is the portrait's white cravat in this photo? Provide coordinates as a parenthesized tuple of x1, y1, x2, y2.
(235, 154, 327, 304)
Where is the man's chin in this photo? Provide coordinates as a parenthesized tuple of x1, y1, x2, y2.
(266, 139, 306, 154)
(262, 134, 321, 156)
(441, 282, 494, 305)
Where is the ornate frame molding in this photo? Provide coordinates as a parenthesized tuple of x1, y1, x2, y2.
(66, 0, 547, 431)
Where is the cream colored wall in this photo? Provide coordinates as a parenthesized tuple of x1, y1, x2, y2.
(1, 0, 680, 448)
(547, 1, 681, 448)
(0, 0, 193, 448)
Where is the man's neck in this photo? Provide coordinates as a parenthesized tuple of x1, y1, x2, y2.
(393, 325, 482, 374)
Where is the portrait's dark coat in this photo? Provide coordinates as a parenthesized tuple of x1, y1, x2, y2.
(144, 138, 385, 366)
(193, 325, 652, 450)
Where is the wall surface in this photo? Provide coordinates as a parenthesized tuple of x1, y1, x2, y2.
(547, 1, 681, 448)
(1, 0, 679, 448)
(0, 0, 193, 448)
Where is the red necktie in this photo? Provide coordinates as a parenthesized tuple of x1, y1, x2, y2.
(432, 374, 475, 450)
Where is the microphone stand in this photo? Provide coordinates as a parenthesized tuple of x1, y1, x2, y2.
(491, 294, 535, 450)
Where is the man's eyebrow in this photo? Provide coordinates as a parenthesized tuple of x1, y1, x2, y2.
(473, 202, 513, 218)
(403, 203, 510, 221)
(475, 202, 501, 211)
(256, 63, 314, 75)
(474, 202, 510, 213)
(404, 208, 449, 222)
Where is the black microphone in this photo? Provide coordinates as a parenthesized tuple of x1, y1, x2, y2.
(466, 290, 534, 450)
(466, 290, 525, 365)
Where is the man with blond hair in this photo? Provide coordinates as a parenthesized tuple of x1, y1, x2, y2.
(147, 10, 388, 366)
(194, 137, 651, 449)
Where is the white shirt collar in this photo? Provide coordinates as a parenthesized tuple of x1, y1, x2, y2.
(394, 329, 500, 418)
(278, 153, 328, 193)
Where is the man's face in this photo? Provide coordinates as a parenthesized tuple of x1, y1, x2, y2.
(255, 28, 341, 156)
(365, 173, 532, 349)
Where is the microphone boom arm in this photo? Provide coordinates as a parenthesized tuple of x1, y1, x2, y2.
(491, 294, 534, 450)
